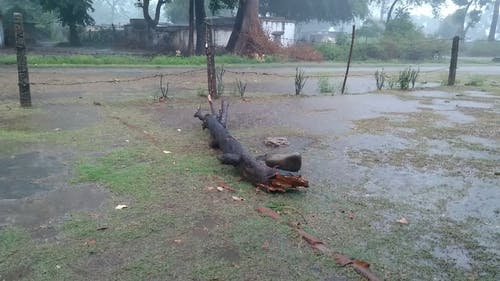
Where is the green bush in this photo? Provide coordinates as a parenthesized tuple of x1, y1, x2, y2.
(464, 41, 500, 57)
(314, 15, 448, 62)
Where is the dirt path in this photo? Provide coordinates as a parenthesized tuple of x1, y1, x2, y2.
(0, 65, 499, 280)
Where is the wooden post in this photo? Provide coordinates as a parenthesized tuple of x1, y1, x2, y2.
(341, 25, 355, 95)
(448, 36, 459, 86)
(205, 22, 217, 99)
(14, 13, 31, 107)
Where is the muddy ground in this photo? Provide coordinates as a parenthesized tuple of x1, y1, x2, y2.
(0, 64, 499, 281)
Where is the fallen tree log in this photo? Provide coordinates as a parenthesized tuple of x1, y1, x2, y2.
(194, 97, 309, 192)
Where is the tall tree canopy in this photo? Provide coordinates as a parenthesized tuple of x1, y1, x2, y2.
(376, 0, 445, 23)
(260, 0, 369, 22)
(39, 0, 95, 46)
(451, 0, 492, 38)
(209, 0, 370, 54)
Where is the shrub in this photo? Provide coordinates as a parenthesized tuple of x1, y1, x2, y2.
(464, 41, 500, 57)
(397, 66, 419, 90)
(295, 67, 307, 95)
(318, 77, 337, 94)
(374, 69, 386, 90)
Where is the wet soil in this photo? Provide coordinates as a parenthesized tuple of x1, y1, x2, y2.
(0, 65, 499, 280)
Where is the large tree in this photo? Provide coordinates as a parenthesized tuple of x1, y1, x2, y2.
(451, 0, 491, 39)
(375, 0, 445, 23)
(92, 0, 134, 24)
(39, 0, 95, 46)
(195, 0, 207, 54)
(211, 0, 370, 54)
(488, 0, 499, 40)
(137, 0, 171, 29)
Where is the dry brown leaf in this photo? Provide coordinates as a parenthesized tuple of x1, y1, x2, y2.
(205, 186, 215, 191)
(85, 239, 96, 246)
(353, 260, 371, 268)
(231, 196, 245, 201)
(256, 206, 281, 221)
(397, 217, 409, 224)
(334, 253, 353, 267)
(221, 185, 235, 191)
(296, 229, 327, 252)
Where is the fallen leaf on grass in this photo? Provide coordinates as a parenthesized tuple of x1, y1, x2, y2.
(296, 228, 328, 252)
(231, 196, 245, 201)
(85, 239, 97, 246)
(163, 150, 172, 154)
(353, 260, 371, 268)
(96, 226, 108, 231)
(174, 239, 182, 244)
(216, 185, 235, 192)
(397, 217, 409, 224)
(115, 204, 128, 210)
(256, 206, 281, 221)
(334, 253, 353, 266)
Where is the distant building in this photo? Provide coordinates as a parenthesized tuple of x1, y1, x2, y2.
(124, 16, 296, 51)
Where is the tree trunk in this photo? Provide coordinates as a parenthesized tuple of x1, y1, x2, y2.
(226, 0, 273, 55)
(194, 98, 309, 192)
(386, 0, 399, 24)
(457, 1, 473, 39)
(69, 23, 81, 46)
(141, 0, 168, 29)
(226, 0, 246, 52)
(195, 0, 206, 55)
(488, 0, 500, 41)
(188, 0, 195, 55)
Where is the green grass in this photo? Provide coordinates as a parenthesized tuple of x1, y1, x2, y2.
(0, 54, 274, 66)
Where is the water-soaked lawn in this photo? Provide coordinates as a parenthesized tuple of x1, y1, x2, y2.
(0, 66, 499, 280)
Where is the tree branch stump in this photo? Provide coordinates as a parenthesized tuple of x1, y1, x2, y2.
(194, 97, 309, 192)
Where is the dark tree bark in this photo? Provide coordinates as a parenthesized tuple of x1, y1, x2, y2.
(69, 23, 80, 46)
(226, 0, 274, 55)
(195, 0, 206, 55)
(194, 98, 309, 192)
(386, 0, 399, 24)
(188, 0, 195, 55)
(489, 0, 499, 41)
(141, 0, 169, 29)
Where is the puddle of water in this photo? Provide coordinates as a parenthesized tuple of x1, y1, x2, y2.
(446, 180, 500, 222)
(362, 167, 468, 210)
(0, 183, 108, 228)
(0, 151, 63, 199)
(0, 104, 100, 131)
(464, 91, 498, 99)
(426, 139, 500, 161)
(459, 135, 499, 150)
(432, 246, 472, 271)
(410, 90, 458, 98)
(344, 134, 411, 151)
